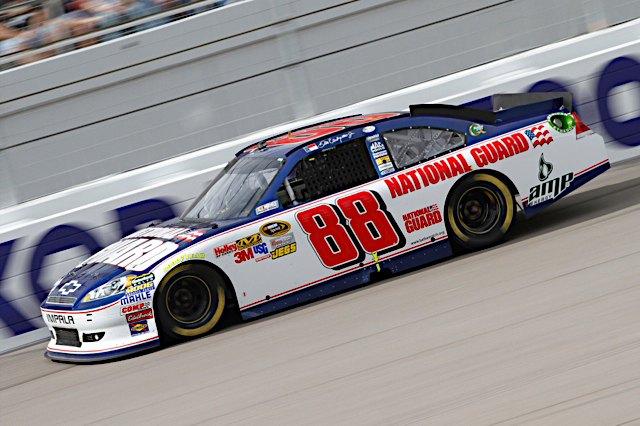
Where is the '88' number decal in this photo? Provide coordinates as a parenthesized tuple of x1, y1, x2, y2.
(296, 190, 405, 270)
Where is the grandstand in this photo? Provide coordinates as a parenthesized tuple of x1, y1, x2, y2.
(0, 0, 230, 69)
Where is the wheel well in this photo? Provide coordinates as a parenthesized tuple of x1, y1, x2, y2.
(156, 260, 240, 313)
(444, 169, 519, 214)
(443, 169, 519, 251)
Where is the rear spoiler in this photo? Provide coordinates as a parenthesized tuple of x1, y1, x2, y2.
(492, 92, 573, 113)
(410, 92, 573, 125)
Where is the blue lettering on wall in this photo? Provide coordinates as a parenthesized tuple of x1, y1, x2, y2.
(596, 56, 640, 147)
(115, 199, 177, 239)
(1, 55, 640, 341)
(527, 79, 582, 116)
(0, 239, 38, 335)
(527, 79, 569, 94)
(0, 198, 179, 338)
(29, 225, 103, 305)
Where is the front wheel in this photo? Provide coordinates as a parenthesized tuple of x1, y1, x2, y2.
(155, 264, 227, 341)
(446, 173, 516, 250)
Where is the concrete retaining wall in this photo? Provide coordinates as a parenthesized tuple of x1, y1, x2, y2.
(2, 0, 637, 207)
(1, 14, 639, 353)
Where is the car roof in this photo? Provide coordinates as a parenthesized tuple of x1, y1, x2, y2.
(237, 96, 568, 159)
(238, 112, 406, 158)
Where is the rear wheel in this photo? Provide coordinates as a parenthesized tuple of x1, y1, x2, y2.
(155, 264, 227, 341)
(446, 173, 516, 250)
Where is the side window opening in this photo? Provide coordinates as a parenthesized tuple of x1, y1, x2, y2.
(276, 166, 308, 208)
(277, 138, 378, 208)
(382, 127, 466, 170)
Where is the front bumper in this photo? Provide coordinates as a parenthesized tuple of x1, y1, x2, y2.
(41, 300, 160, 362)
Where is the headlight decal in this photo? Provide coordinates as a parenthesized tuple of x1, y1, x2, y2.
(82, 277, 129, 302)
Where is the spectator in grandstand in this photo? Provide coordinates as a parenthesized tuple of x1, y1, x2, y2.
(0, 2, 57, 61)
(0, 0, 97, 64)
(1, 0, 231, 66)
(62, 0, 174, 41)
(62, 0, 116, 41)
(1, 0, 33, 56)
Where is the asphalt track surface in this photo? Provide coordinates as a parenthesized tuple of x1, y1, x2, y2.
(1, 157, 639, 425)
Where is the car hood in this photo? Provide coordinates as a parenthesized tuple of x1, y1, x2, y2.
(41, 217, 252, 311)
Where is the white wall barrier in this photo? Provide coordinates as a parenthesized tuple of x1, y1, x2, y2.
(4, 0, 637, 208)
(1, 19, 639, 353)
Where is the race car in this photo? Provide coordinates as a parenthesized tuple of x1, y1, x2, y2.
(41, 93, 609, 361)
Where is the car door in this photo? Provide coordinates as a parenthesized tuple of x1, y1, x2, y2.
(224, 125, 467, 316)
(223, 136, 394, 311)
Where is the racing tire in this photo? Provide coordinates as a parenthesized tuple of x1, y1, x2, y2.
(446, 173, 516, 251)
(155, 264, 227, 341)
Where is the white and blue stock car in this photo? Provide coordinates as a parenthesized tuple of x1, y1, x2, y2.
(41, 93, 609, 362)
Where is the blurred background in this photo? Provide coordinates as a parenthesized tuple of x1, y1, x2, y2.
(0, 0, 230, 67)
(1, 0, 637, 208)
(0, 0, 639, 349)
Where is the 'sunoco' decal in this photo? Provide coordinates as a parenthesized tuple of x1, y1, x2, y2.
(129, 320, 149, 336)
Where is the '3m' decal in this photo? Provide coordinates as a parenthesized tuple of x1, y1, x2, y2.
(296, 191, 405, 270)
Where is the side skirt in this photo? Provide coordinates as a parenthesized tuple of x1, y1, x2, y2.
(241, 239, 452, 320)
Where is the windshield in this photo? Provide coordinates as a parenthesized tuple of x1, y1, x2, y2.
(183, 157, 282, 221)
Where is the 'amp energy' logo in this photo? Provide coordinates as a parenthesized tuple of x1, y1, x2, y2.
(528, 154, 573, 206)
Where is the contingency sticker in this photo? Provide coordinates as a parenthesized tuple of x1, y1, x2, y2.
(129, 320, 149, 336)
(366, 134, 395, 177)
(256, 200, 279, 215)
